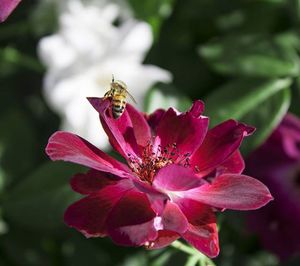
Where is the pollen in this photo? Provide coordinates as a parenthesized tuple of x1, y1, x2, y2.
(128, 141, 191, 184)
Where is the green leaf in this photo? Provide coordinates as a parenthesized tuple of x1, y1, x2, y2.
(144, 84, 192, 113)
(121, 252, 148, 266)
(0, 47, 43, 75)
(149, 250, 174, 266)
(241, 87, 291, 155)
(205, 78, 291, 155)
(2, 161, 85, 232)
(0, 109, 38, 185)
(199, 34, 300, 77)
(128, 0, 174, 38)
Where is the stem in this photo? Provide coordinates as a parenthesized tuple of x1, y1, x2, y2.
(185, 255, 199, 266)
(171, 240, 196, 255)
(171, 240, 216, 266)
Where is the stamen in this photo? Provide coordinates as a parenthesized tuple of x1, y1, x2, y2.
(128, 142, 193, 184)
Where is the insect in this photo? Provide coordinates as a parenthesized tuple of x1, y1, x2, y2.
(104, 75, 137, 119)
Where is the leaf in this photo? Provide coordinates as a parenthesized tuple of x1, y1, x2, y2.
(149, 250, 174, 266)
(241, 87, 290, 155)
(144, 83, 192, 113)
(0, 47, 43, 75)
(121, 252, 148, 266)
(205, 78, 291, 155)
(128, 0, 174, 38)
(199, 34, 300, 77)
(2, 161, 85, 232)
(0, 109, 38, 185)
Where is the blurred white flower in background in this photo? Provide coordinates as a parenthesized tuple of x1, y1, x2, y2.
(38, 0, 172, 149)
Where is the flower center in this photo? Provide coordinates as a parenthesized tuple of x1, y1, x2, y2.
(128, 141, 191, 184)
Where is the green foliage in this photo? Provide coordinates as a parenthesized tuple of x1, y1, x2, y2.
(128, 0, 174, 38)
(204, 78, 291, 155)
(144, 83, 192, 113)
(0, 109, 38, 186)
(2, 162, 85, 231)
(199, 33, 300, 77)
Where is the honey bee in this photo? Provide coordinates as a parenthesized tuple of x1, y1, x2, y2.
(104, 75, 137, 119)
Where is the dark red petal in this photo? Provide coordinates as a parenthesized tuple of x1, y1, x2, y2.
(183, 223, 219, 258)
(70, 169, 122, 195)
(64, 180, 132, 237)
(155, 101, 209, 157)
(181, 174, 273, 210)
(189, 100, 205, 117)
(279, 113, 300, 159)
(145, 109, 166, 132)
(46, 131, 131, 178)
(191, 119, 255, 176)
(0, 0, 21, 22)
(216, 151, 245, 175)
(175, 198, 219, 258)
(126, 104, 152, 147)
(88, 97, 151, 159)
(146, 230, 180, 249)
(153, 164, 205, 192)
(107, 189, 157, 246)
(161, 201, 188, 233)
(133, 180, 168, 215)
(109, 220, 158, 247)
(175, 198, 216, 225)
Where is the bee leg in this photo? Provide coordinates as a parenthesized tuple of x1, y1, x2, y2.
(104, 91, 110, 98)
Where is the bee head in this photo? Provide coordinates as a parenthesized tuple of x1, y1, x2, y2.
(110, 75, 127, 91)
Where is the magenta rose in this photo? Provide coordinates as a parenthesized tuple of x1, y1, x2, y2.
(246, 113, 300, 261)
(0, 0, 21, 22)
(46, 98, 272, 258)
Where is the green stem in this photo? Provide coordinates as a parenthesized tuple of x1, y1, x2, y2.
(171, 240, 196, 255)
(170, 240, 216, 266)
(185, 255, 200, 266)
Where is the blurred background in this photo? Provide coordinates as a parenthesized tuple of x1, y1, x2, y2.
(1, 0, 300, 265)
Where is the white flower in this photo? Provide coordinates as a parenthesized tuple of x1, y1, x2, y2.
(38, 0, 172, 149)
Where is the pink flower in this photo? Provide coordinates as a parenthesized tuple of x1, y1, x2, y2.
(246, 113, 300, 260)
(0, 0, 21, 22)
(46, 98, 273, 258)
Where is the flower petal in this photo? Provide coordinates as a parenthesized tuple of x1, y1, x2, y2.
(216, 151, 245, 175)
(145, 109, 165, 132)
(109, 220, 158, 247)
(175, 197, 219, 257)
(161, 201, 188, 233)
(126, 104, 152, 147)
(0, 0, 21, 22)
(155, 100, 209, 157)
(64, 179, 132, 237)
(176, 198, 219, 258)
(181, 174, 273, 210)
(153, 164, 205, 192)
(146, 230, 180, 249)
(107, 189, 157, 246)
(132, 180, 168, 215)
(70, 169, 122, 195)
(183, 223, 219, 258)
(46, 131, 131, 177)
(88, 97, 151, 159)
(190, 119, 255, 176)
(175, 198, 215, 225)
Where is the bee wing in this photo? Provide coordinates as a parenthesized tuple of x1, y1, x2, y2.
(126, 90, 137, 105)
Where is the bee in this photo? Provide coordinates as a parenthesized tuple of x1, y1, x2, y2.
(104, 75, 137, 119)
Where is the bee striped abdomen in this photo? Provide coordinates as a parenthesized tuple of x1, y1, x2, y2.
(112, 96, 126, 119)
(104, 78, 135, 120)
